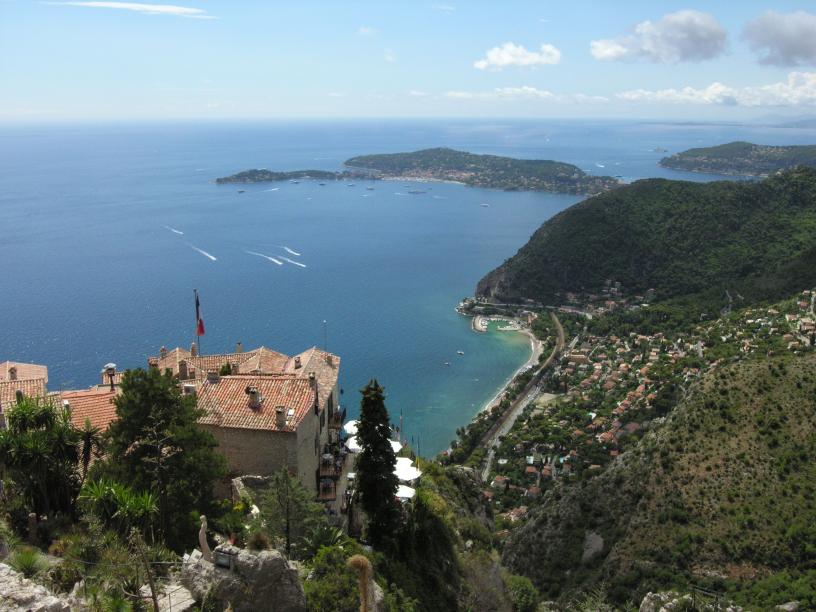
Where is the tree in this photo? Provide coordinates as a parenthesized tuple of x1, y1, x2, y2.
(260, 468, 324, 558)
(78, 418, 104, 488)
(94, 368, 226, 551)
(0, 397, 80, 516)
(355, 380, 400, 550)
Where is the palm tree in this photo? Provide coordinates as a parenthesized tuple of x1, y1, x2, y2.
(79, 418, 104, 487)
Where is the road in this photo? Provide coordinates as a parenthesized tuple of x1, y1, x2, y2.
(479, 311, 565, 481)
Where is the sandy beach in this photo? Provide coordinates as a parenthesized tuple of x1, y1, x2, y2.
(477, 323, 543, 415)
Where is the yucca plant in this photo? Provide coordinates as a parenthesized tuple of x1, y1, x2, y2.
(9, 545, 47, 578)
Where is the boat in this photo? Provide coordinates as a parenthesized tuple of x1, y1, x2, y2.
(347, 183, 356, 187)
(290, 180, 300, 184)
(366, 187, 375, 191)
(444, 362, 450, 366)
(319, 182, 326, 186)
(408, 189, 426, 195)
(238, 190, 245, 193)
(457, 350, 464, 355)
(481, 203, 489, 207)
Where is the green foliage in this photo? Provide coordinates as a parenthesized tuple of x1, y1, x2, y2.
(93, 367, 226, 551)
(304, 544, 365, 612)
(258, 468, 324, 558)
(356, 380, 400, 551)
(79, 478, 158, 538)
(346, 148, 619, 194)
(661, 141, 816, 175)
(301, 524, 349, 559)
(8, 545, 47, 578)
(480, 167, 816, 306)
(505, 574, 539, 612)
(0, 397, 80, 516)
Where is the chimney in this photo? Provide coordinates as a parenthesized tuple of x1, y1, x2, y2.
(62, 400, 71, 415)
(294, 356, 302, 369)
(325, 353, 333, 365)
(8, 367, 17, 381)
(235, 341, 243, 354)
(190, 342, 198, 357)
(247, 386, 261, 409)
(206, 371, 220, 384)
(178, 360, 188, 380)
(160, 346, 168, 359)
(275, 406, 286, 429)
(183, 383, 197, 397)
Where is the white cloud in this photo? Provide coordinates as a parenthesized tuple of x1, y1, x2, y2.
(494, 86, 555, 99)
(474, 42, 561, 70)
(408, 90, 429, 97)
(616, 72, 816, 107)
(591, 10, 726, 63)
(384, 49, 397, 63)
(358, 25, 376, 36)
(327, 92, 345, 98)
(43, 1, 215, 18)
(743, 11, 816, 67)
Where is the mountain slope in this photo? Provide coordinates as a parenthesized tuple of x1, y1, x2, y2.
(660, 141, 816, 176)
(477, 167, 816, 305)
(502, 351, 816, 607)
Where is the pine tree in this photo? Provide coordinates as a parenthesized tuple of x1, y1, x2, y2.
(94, 368, 226, 551)
(355, 380, 399, 550)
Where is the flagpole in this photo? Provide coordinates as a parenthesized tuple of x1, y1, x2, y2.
(194, 289, 200, 355)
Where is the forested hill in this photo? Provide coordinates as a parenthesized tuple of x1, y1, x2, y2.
(660, 141, 816, 176)
(477, 167, 816, 305)
(345, 147, 620, 195)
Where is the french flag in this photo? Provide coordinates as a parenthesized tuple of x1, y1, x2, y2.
(195, 289, 206, 336)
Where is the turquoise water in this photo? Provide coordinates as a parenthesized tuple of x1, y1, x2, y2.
(1, 120, 813, 455)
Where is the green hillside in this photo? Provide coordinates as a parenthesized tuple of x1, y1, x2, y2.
(502, 351, 816, 608)
(345, 147, 620, 195)
(661, 141, 816, 176)
(477, 167, 816, 306)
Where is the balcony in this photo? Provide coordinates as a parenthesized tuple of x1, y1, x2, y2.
(319, 454, 341, 479)
(317, 479, 337, 502)
(329, 407, 346, 430)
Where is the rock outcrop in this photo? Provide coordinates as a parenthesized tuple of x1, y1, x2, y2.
(181, 544, 307, 612)
(0, 563, 74, 612)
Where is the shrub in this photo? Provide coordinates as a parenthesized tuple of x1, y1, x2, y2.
(505, 573, 539, 612)
(9, 546, 47, 578)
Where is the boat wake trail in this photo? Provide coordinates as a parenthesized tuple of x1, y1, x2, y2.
(281, 246, 301, 256)
(280, 256, 306, 268)
(245, 250, 283, 265)
(189, 244, 217, 261)
(264, 187, 280, 192)
(164, 225, 184, 235)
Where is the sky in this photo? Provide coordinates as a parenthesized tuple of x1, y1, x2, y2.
(2, 0, 816, 121)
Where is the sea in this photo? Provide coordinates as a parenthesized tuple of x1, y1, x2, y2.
(1, 119, 814, 455)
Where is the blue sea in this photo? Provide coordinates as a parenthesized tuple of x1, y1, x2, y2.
(1, 119, 813, 455)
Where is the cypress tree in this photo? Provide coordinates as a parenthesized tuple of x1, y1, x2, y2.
(355, 379, 400, 550)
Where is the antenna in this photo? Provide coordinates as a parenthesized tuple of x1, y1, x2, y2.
(323, 319, 328, 351)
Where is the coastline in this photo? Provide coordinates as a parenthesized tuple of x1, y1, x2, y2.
(476, 323, 543, 416)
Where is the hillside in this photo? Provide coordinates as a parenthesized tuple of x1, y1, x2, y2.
(214, 168, 370, 184)
(345, 147, 620, 195)
(502, 350, 816, 608)
(477, 167, 816, 305)
(660, 141, 816, 176)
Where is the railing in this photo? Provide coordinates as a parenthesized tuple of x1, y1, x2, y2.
(319, 459, 341, 479)
(329, 407, 346, 429)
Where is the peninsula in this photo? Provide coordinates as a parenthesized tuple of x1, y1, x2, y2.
(216, 147, 621, 195)
(660, 140, 816, 176)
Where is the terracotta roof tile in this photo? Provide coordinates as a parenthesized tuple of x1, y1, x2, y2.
(60, 388, 119, 431)
(0, 378, 47, 409)
(197, 374, 316, 432)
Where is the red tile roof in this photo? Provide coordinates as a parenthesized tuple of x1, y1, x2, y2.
(0, 378, 47, 409)
(197, 374, 316, 432)
(60, 388, 119, 431)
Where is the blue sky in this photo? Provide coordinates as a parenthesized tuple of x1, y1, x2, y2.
(2, 1, 816, 120)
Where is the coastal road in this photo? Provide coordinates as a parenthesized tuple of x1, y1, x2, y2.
(479, 312, 565, 481)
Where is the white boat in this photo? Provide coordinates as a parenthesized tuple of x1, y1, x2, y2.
(457, 350, 464, 355)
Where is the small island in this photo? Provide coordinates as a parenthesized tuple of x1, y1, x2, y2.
(660, 141, 816, 176)
(216, 147, 621, 195)
(215, 169, 372, 184)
